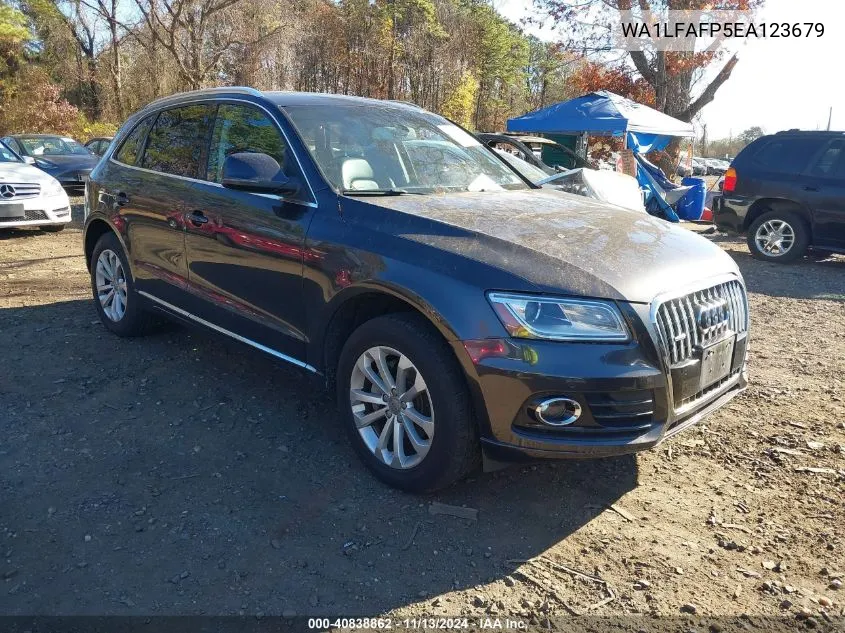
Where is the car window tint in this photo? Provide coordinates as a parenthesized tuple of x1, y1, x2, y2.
(115, 118, 153, 166)
(142, 105, 211, 177)
(207, 104, 288, 183)
(808, 139, 845, 177)
(752, 138, 820, 174)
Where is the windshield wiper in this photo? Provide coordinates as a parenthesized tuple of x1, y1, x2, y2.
(341, 188, 423, 196)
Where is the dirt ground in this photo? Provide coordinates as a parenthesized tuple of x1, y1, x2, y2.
(0, 200, 843, 628)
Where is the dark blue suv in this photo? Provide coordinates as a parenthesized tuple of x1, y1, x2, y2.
(715, 130, 845, 262)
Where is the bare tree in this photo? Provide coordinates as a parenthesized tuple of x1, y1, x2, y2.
(132, 0, 261, 89)
(51, 0, 102, 117)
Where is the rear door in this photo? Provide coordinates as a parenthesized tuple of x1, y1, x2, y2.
(799, 137, 845, 249)
(182, 101, 317, 363)
(120, 104, 212, 305)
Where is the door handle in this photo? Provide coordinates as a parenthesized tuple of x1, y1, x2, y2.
(187, 210, 209, 226)
(803, 185, 819, 192)
(115, 191, 130, 206)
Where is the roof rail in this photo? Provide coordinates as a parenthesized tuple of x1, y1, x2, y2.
(386, 99, 424, 109)
(144, 86, 263, 109)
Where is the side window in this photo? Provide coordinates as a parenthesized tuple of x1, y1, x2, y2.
(753, 138, 820, 174)
(206, 104, 288, 183)
(4, 138, 21, 154)
(808, 139, 845, 177)
(114, 118, 153, 166)
(142, 104, 212, 178)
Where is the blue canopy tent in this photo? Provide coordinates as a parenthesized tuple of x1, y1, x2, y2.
(507, 90, 694, 153)
(507, 91, 702, 221)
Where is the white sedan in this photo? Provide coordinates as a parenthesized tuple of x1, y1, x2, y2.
(0, 141, 71, 231)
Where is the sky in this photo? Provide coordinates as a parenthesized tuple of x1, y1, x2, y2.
(494, 0, 842, 140)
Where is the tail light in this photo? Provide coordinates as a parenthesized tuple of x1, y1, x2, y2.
(723, 167, 737, 193)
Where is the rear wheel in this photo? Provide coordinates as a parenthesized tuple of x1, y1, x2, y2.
(336, 313, 479, 493)
(89, 232, 151, 336)
(747, 210, 809, 263)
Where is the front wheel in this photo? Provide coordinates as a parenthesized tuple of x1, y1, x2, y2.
(336, 313, 479, 493)
(747, 210, 809, 263)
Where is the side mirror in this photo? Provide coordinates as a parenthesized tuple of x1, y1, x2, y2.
(221, 152, 300, 196)
(22, 156, 36, 165)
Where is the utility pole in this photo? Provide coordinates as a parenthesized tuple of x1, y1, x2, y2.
(827, 107, 832, 131)
(702, 123, 708, 157)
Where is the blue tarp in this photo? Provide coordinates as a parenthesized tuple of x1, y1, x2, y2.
(507, 90, 695, 155)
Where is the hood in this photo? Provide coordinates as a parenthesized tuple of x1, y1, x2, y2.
(363, 188, 740, 303)
(0, 162, 62, 185)
(31, 154, 99, 170)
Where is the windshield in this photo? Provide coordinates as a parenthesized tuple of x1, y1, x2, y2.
(0, 142, 23, 163)
(494, 150, 550, 184)
(282, 104, 528, 194)
(17, 136, 92, 156)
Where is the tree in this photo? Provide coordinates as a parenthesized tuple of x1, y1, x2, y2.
(42, 0, 104, 118)
(568, 59, 654, 105)
(440, 70, 477, 127)
(531, 0, 765, 123)
(0, 2, 30, 81)
(132, 0, 249, 90)
(738, 126, 764, 144)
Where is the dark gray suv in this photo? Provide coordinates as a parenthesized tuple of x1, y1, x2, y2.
(83, 87, 750, 491)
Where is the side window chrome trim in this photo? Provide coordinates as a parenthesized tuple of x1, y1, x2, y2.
(107, 97, 319, 208)
(138, 291, 318, 373)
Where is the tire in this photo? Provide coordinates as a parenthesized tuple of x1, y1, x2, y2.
(40, 225, 65, 233)
(336, 313, 479, 493)
(89, 231, 152, 336)
(747, 210, 810, 263)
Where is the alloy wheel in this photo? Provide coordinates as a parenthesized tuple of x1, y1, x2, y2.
(754, 219, 795, 257)
(95, 249, 128, 322)
(349, 345, 434, 469)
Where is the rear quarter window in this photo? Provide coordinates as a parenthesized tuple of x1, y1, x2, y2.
(114, 117, 154, 166)
(750, 137, 823, 174)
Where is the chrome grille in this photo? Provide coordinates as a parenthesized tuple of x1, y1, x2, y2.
(0, 182, 41, 200)
(655, 280, 748, 366)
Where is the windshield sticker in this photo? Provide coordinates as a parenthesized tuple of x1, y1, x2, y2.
(437, 124, 481, 148)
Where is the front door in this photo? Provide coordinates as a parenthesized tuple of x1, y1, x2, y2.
(183, 102, 317, 363)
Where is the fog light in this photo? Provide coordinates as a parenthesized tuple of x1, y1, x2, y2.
(534, 397, 581, 426)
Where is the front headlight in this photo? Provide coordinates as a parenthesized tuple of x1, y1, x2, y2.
(487, 292, 630, 342)
(44, 178, 64, 195)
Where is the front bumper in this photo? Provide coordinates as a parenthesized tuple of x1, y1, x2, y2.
(39, 168, 91, 189)
(456, 302, 748, 465)
(0, 193, 72, 227)
(57, 170, 91, 189)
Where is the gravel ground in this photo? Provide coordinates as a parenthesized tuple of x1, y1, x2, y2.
(0, 200, 843, 626)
